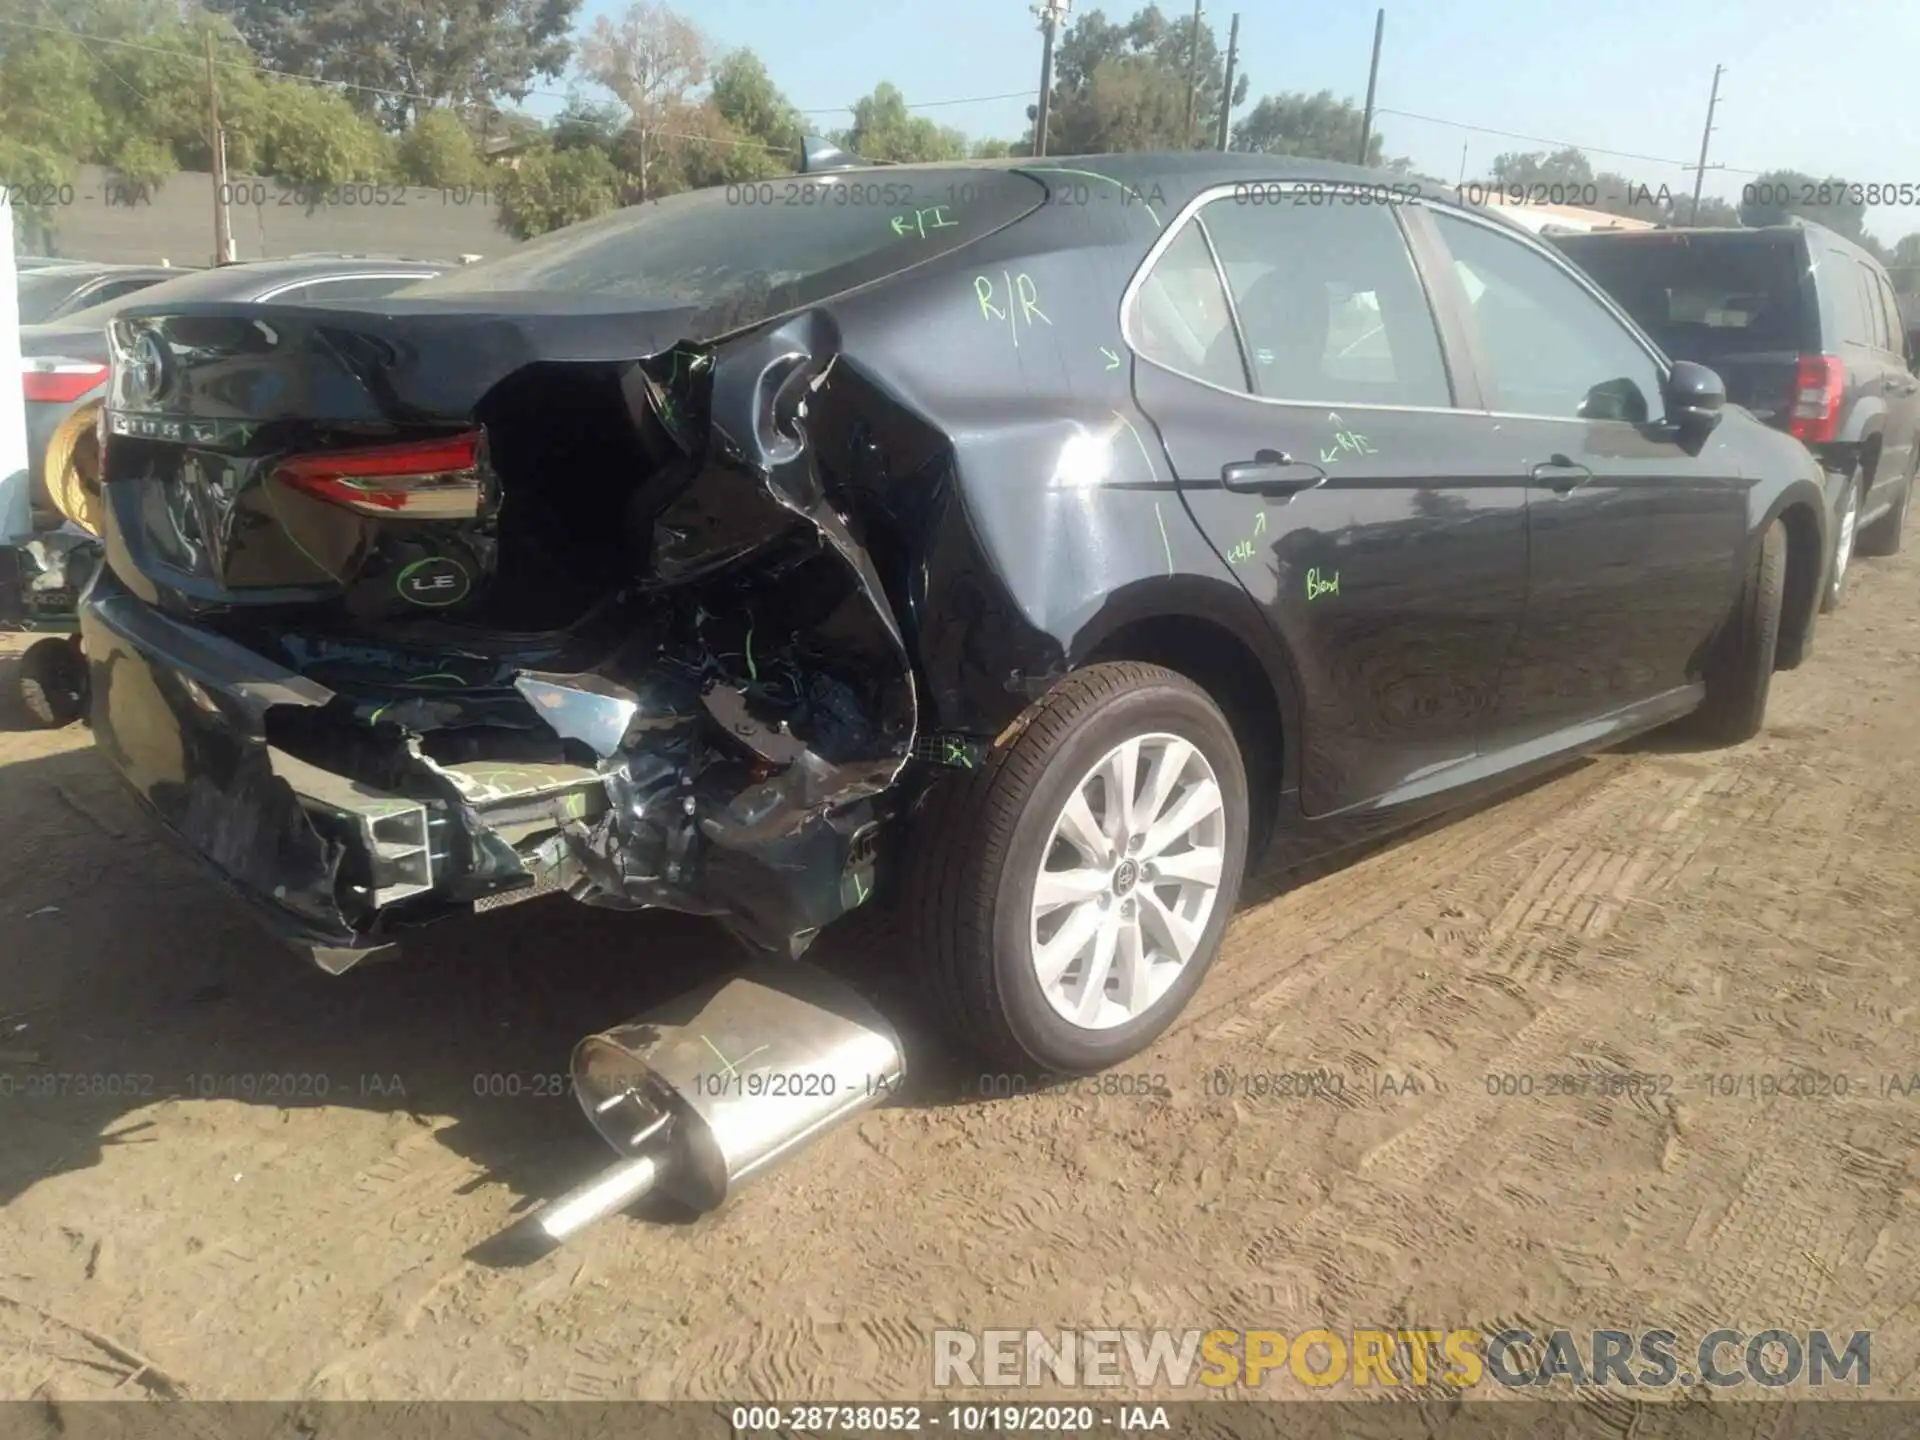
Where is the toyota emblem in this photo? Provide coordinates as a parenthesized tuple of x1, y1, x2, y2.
(125, 331, 170, 404)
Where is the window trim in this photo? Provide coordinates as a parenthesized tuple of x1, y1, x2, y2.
(1119, 179, 1471, 416)
(1420, 201, 1675, 427)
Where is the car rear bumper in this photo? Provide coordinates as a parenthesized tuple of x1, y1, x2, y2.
(79, 567, 441, 969)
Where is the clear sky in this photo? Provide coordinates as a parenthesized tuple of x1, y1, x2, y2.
(570, 0, 1920, 246)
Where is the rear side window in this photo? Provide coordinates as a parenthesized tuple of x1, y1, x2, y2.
(1198, 195, 1452, 407)
(1555, 234, 1808, 352)
(403, 168, 1047, 334)
(1131, 220, 1245, 391)
(1855, 262, 1889, 350)
(1875, 270, 1908, 358)
(1826, 253, 1875, 348)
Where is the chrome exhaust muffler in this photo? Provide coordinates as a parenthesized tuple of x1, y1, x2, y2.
(531, 962, 904, 1244)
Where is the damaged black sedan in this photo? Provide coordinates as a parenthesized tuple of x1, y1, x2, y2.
(80, 154, 1830, 1073)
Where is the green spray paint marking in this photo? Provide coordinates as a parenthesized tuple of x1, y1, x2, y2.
(890, 204, 959, 238)
(1227, 510, 1267, 566)
(973, 271, 1051, 349)
(1307, 567, 1341, 601)
(1023, 167, 1163, 226)
(944, 737, 973, 770)
(744, 626, 758, 681)
(1153, 501, 1175, 577)
(1100, 345, 1122, 371)
(395, 556, 471, 607)
(1318, 428, 1377, 465)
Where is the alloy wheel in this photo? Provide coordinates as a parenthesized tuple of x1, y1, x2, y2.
(1027, 732, 1228, 1030)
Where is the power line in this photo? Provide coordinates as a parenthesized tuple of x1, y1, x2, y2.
(1375, 104, 1765, 178)
(796, 89, 1032, 115)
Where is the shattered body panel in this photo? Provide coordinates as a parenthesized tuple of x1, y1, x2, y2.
(78, 157, 1291, 967)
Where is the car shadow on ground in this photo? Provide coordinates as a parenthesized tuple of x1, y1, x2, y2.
(0, 740, 1591, 1246)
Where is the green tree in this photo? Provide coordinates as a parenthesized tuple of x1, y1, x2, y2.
(840, 82, 967, 163)
(0, 22, 103, 184)
(1232, 90, 1378, 164)
(1738, 168, 1868, 240)
(1888, 233, 1920, 294)
(706, 48, 801, 173)
(1487, 147, 1594, 188)
(1691, 195, 1740, 227)
(396, 107, 487, 186)
(495, 142, 620, 238)
(1044, 5, 1248, 155)
(208, 0, 582, 129)
(250, 78, 396, 188)
(579, 0, 710, 200)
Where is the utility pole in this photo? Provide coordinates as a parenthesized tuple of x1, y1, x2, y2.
(1214, 13, 1239, 151)
(1356, 8, 1384, 166)
(1689, 63, 1724, 225)
(1032, 0, 1070, 157)
(1183, 0, 1204, 149)
(205, 30, 235, 264)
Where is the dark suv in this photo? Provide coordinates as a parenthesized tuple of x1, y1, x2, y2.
(1553, 220, 1919, 610)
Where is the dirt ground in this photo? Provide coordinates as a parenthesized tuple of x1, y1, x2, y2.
(1, 541, 1917, 1405)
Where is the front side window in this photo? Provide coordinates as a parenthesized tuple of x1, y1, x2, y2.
(1198, 194, 1452, 408)
(1435, 211, 1665, 423)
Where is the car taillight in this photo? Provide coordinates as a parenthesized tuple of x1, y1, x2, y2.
(275, 431, 487, 520)
(1788, 354, 1845, 444)
(23, 359, 110, 404)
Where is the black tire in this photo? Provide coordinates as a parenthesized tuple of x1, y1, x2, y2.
(1690, 519, 1786, 746)
(18, 636, 87, 729)
(905, 662, 1250, 1073)
(1820, 468, 1861, 613)
(1856, 469, 1910, 558)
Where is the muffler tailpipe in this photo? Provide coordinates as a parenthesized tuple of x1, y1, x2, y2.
(533, 961, 904, 1244)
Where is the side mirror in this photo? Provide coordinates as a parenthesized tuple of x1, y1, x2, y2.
(1666, 360, 1725, 434)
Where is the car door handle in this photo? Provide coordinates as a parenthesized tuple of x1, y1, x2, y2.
(1530, 454, 1594, 494)
(1221, 451, 1328, 499)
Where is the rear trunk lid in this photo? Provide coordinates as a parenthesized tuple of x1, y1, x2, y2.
(99, 300, 702, 631)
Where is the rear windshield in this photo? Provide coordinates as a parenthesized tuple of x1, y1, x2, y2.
(403, 168, 1047, 326)
(16, 270, 91, 325)
(1553, 234, 1809, 352)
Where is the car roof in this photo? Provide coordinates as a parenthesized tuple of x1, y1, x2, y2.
(1557, 217, 1892, 275)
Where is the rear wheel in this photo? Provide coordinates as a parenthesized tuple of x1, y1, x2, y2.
(1856, 465, 1911, 558)
(1689, 519, 1786, 746)
(1820, 468, 1861, 613)
(19, 635, 87, 728)
(906, 662, 1250, 1073)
